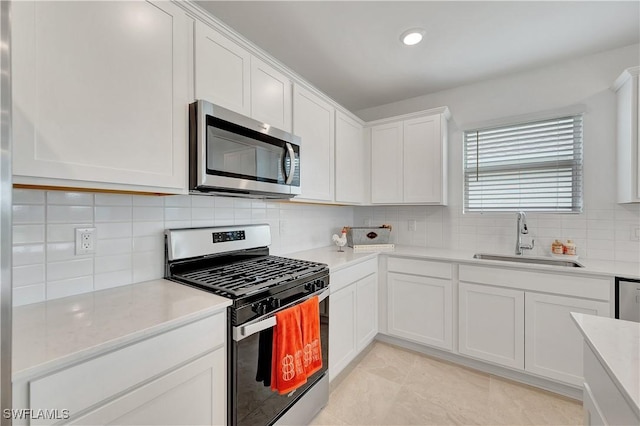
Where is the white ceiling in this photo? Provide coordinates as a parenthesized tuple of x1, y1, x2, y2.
(196, 1, 640, 112)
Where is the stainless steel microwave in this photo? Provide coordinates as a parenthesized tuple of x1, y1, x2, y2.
(189, 100, 301, 198)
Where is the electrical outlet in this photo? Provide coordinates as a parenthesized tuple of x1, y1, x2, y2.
(408, 219, 417, 232)
(75, 227, 96, 255)
(632, 226, 640, 242)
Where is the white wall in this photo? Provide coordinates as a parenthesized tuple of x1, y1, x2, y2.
(355, 44, 640, 261)
(11, 190, 353, 306)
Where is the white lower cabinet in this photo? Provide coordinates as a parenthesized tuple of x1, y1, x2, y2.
(458, 282, 525, 369)
(388, 273, 452, 351)
(457, 264, 612, 386)
(329, 284, 357, 381)
(13, 312, 226, 426)
(582, 341, 639, 425)
(70, 350, 225, 426)
(386, 257, 453, 351)
(355, 274, 378, 350)
(525, 293, 609, 386)
(329, 259, 378, 381)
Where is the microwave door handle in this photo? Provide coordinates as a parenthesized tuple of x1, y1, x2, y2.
(285, 142, 296, 184)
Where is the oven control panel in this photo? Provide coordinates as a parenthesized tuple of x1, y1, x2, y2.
(304, 278, 327, 293)
(212, 230, 246, 243)
(250, 278, 328, 316)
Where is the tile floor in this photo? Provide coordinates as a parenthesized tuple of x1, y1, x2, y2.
(310, 342, 583, 425)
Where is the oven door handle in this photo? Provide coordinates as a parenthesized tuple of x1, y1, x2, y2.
(232, 288, 329, 342)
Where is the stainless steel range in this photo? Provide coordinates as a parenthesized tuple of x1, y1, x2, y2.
(165, 224, 330, 426)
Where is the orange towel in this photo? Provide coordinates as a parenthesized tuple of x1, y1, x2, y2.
(271, 305, 307, 395)
(299, 296, 323, 376)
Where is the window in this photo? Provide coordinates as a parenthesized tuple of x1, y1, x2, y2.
(464, 115, 583, 213)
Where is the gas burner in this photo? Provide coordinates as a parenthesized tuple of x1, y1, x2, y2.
(173, 255, 326, 297)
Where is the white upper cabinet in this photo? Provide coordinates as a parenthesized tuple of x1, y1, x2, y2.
(12, 0, 189, 193)
(370, 122, 403, 203)
(369, 108, 449, 205)
(194, 21, 292, 132)
(613, 66, 640, 203)
(250, 57, 292, 132)
(335, 111, 365, 204)
(403, 115, 447, 204)
(194, 20, 251, 116)
(293, 84, 335, 202)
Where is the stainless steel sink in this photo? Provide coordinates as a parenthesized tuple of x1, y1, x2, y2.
(473, 253, 584, 268)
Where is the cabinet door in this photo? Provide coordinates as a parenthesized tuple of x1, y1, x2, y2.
(250, 57, 292, 132)
(583, 383, 606, 426)
(293, 84, 335, 202)
(459, 282, 524, 369)
(370, 122, 403, 203)
(525, 292, 609, 386)
(614, 67, 640, 203)
(329, 285, 356, 381)
(194, 20, 250, 115)
(356, 273, 378, 351)
(13, 1, 188, 192)
(335, 111, 365, 204)
(387, 272, 452, 350)
(70, 350, 225, 426)
(403, 115, 444, 204)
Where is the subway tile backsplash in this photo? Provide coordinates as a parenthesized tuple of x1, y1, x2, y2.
(11, 189, 640, 306)
(11, 189, 354, 306)
(355, 204, 640, 263)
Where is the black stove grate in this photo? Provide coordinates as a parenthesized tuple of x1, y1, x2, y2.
(173, 255, 326, 297)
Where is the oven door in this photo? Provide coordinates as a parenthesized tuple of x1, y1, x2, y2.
(192, 100, 301, 197)
(230, 289, 329, 426)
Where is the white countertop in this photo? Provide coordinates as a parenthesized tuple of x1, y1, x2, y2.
(285, 245, 378, 272)
(12, 279, 231, 381)
(571, 313, 640, 417)
(285, 245, 640, 279)
(13, 244, 637, 383)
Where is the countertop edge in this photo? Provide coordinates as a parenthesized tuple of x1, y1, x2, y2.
(13, 302, 230, 382)
(12, 279, 233, 382)
(285, 245, 638, 279)
(570, 313, 640, 418)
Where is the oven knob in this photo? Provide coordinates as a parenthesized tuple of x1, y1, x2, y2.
(270, 298, 281, 309)
(252, 303, 268, 315)
(304, 282, 315, 292)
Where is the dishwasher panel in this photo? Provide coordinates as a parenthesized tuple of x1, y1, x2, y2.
(616, 277, 640, 323)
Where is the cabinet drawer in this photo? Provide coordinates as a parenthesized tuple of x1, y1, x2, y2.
(30, 313, 225, 425)
(387, 257, 452, 279)
(459, 264, 610, 301)
(330, 259, 377, 293)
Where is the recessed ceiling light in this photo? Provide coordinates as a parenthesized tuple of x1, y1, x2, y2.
(400, 28, 425, 46)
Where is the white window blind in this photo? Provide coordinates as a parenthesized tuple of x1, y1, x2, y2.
(464, 115, 583, 213)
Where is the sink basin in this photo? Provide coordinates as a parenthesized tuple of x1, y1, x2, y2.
(473, 253, 584, 268)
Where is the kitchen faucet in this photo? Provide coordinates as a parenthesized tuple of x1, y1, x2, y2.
(515, 211, 535, 255)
